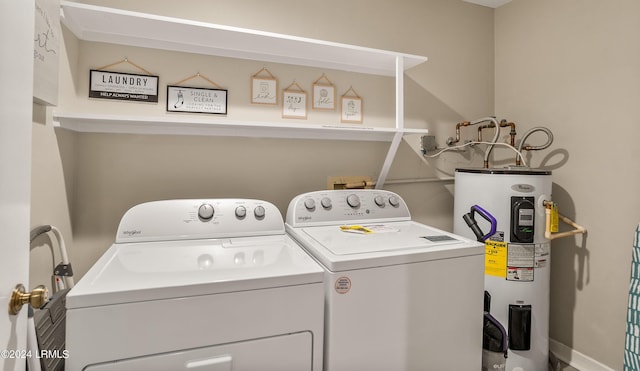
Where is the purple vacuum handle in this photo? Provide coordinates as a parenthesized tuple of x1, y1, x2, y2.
(463, 204, 497, 242)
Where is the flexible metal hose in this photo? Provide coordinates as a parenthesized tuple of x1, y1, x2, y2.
(516, 127, 554, 165)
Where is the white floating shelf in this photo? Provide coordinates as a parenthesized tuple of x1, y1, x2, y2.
(53, 113, 428, 142)
(57, 2, 429, 189)
(60, 1, 427, 77)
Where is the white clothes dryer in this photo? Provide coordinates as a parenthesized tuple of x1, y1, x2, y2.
(285, 190, 485, 371)
(65, 199, 324, 371)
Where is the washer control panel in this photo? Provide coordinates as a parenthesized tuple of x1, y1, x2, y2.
(286, 190, 411, 227)
(116, 199, 284, 243)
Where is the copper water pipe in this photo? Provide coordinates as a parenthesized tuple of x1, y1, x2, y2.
(477, 120, 516, 146)
(476, 120, 517, 167)
(446, 121, 472, 146)
(502, 120, 517, 147)
(446, 117, 500, 168)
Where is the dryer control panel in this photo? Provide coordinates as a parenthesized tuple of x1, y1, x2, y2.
(116, 199, 284, 243)
(286, 190, 411, 227)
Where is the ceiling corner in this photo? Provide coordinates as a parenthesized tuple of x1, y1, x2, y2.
(462, 0, 512, 9)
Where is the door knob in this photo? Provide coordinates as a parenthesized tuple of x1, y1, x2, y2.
(8, 284, 48, 315)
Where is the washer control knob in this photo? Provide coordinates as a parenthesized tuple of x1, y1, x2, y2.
(235, 205, 247, 218)
(198, 203, 215, 220)
(346, 194, 361, 208)
(254, 205, 266, 218)
(374, 195, 385, 207)
(321, 197, 332, 209)
(389, 196, 400, 207)
(304, 198, 316, 210)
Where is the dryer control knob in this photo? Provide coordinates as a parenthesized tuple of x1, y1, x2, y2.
(374, 195, 386, 207)
(346, 194, 361, 208)
(304, 198, 316, 210)
(198, 203, 215, 220)
(254, 205, 266, 218)
(321, 197, 332, 209)
(235, 205, 247, 218)
(389, 196, 400, 207)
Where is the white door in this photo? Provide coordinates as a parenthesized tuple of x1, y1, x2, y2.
(0, 1, 35, 370)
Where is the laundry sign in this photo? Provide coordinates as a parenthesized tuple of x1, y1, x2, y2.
(89, 70, 159, 103)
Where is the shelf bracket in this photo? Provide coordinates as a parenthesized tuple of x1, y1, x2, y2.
(375, 55, 406, 190)
(395, 55, 404, 130)
(375, 132, 404, 189)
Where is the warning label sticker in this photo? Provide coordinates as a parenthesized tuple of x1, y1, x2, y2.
(485, 240, 508, 278)
(506, 244, 535, 282)
(507, 267, 534, 281)
(507, 244, 535, 268)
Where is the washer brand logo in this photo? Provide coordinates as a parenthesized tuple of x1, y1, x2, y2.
(122, 229, 142, 236)
(297, 216, 312, 222)
(511, 184, 535, 193)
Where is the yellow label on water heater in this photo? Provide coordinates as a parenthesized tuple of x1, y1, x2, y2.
(485, 240, 508, 278)
(550, 204, 559, 233)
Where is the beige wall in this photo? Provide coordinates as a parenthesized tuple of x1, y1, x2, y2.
(31, 0, 640, 368)
(30, 0, 640, 369)
(31, 0, 494, 280)
(496, 0, 640, 369)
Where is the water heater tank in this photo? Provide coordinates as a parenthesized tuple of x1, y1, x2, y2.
(453, 167, 552, 371)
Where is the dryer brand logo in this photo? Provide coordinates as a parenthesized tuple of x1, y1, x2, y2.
(297, 216, 312, 222)
(511, 184, 535, 193)
(122, 229, 142, 237)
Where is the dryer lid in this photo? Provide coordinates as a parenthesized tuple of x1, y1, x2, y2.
(66, 235, 323, 309)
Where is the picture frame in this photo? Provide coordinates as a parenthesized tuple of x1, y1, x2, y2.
(167, 85, 227, 114)
(341, 86, 362, 123)
(282, 81, 307, 119)
(251, 67, 278, 105)
(312, 73, 335, 110)
(90, 69, 159, 103)
(33, 0, 60, 106)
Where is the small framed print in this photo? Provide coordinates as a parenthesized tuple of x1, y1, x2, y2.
(167, 86, 227, 114)
(312, 84, 335, 110)
(312, 73, 335, 110)
(282, 81, 307, 119)
(252, 78, 278, 104)
(251, 67, 278, 105)
(341, 87, 362, 123)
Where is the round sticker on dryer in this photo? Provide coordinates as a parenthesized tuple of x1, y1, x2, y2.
(335, 276, 352, 294)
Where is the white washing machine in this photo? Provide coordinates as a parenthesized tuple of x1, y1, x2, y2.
(65, 199, 324, 371)
(285, 190, 485, 371)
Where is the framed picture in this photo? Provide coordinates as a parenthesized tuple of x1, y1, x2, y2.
(341, 87, 362, 123)
(33, 0, 60, 106)
(282, 81, 307, 119)
(90, 69, 159, 103)
(167, 85, 227, 114)
(251, 67, 278, 105)
(312, 73, 335, 110)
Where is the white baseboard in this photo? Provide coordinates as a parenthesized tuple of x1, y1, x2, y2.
(549, 339, 615, 371)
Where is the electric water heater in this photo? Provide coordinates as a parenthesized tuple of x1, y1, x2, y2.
(453, 167, 552, 371)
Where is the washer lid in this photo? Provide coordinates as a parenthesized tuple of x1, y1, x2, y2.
(66, 235, 323, 309)
(287, 221, 483, 271)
